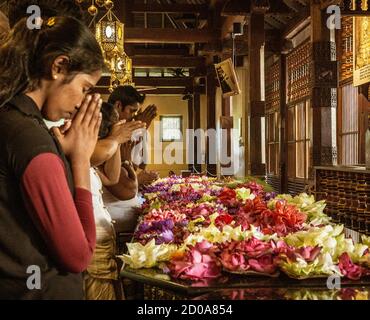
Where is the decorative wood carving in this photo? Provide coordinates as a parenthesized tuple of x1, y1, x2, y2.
(265, 61, 281, 112)
(312, 87, 337, 108)
(316, 167, 370, 235)
(286, 42, 311, 104)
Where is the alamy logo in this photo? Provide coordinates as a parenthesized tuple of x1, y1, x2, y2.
(326, 5, 341, 30)
(26, 5, 42, 30)
(326, 274, 341, 290)
(26, 265, 41, 290)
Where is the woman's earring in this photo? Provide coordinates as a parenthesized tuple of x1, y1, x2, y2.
(53, 75, 58, 80)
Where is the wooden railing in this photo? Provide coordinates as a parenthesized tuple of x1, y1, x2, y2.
(315, 166, 370, 235)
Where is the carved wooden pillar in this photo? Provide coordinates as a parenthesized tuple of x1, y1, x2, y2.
(206, 68, 217, 176)
(248, 6, 267, 176)
(280, 55, 288, 193)
(221, 96, 233, 176)
(188, 96, 194, 172)
(311, 1, 338, 167)
(194, 93, 202, 173)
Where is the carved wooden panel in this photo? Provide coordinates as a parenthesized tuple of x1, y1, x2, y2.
(340, 16, 354, 82)
(311, 42, 338, 88)
(312, 87, 338, 108)
(341, 0, 370, 15)
(265, 60, 281, 112)
(286, 42, 311, 104)
(315, 167, 370, 235)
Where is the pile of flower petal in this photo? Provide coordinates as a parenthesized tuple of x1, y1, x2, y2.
(120, 175, 370, 282)
(166, 241, 222, 281)
(218, 238, 279, 275)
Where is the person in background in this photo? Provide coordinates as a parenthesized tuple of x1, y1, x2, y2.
(104, 86, 159, 237)
(108, 85, 159, 188)
(82, 102, 145, 300)
(0, 16, 104, 299)
(169, 170, 176, 177)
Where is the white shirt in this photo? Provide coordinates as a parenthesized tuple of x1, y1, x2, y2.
(102, 187, 141, 234)
(90, 168, 115, 242)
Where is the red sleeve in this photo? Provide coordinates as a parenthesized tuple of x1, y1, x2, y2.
(21, 153, 96, 273)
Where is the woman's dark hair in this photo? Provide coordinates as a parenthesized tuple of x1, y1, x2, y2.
(108, 85, 146, 109)
(0, 16, 104, 107)
(7, 0, 85, 27)
(99, 102, 117, 139)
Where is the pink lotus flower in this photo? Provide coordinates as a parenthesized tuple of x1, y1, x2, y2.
(167, 241, 222, 281)
(296, 246, 322, 262)
(248, 255, 276, 274)
(271, 240, 291, 254)
(218, 238, 279, 275)
(281, 245, 322, 263)
(220, 252, 248, 271)
(237, 238, 274, 258)
(338, 253, 369, 280)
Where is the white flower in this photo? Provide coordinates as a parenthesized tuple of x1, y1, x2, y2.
(118, 239, 177, 269)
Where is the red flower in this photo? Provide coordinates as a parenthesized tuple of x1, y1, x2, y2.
(215, 214, 234, 228)
(338, 253, 369, 280)
(218, 188, 238, 207)
(259, 201, 307, 236)
(234, 197, 268, 229)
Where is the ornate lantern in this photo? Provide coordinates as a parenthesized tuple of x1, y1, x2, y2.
(95, 10, 124, 55)
(108, 49, 133, 92)
(78, 0, 133, 91)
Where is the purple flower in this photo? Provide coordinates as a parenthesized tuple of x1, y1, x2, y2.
(156, 229, 174, 244)
(137, 222, 151, 233)
(134, 219, 175, 242)
(264, 192, 277, 201)
(152, 219, 174, 231)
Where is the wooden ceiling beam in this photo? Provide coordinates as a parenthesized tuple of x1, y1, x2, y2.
(265, 16, 284, 29)
(318, 0, 340, 10)
(97, 76, 193, 88)
(282, 6, 310, 38)
(268, 0, 296, 14)
(131, 56, 205, 68)
(125, 28, 220, 44)
(131, 3, 208, 15)
(125, 46, 189, 56)
(221, 0, 250, 16)
(133, 77, 193, 87)
(221, 0, 295, 16)
(137, 88, 187, 95)
(141, 87, 207, 95)
(283, 0, 304, 12)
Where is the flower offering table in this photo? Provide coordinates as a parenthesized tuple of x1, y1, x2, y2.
(119, 176, 370, 300)
(121, 266, 370, 300)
